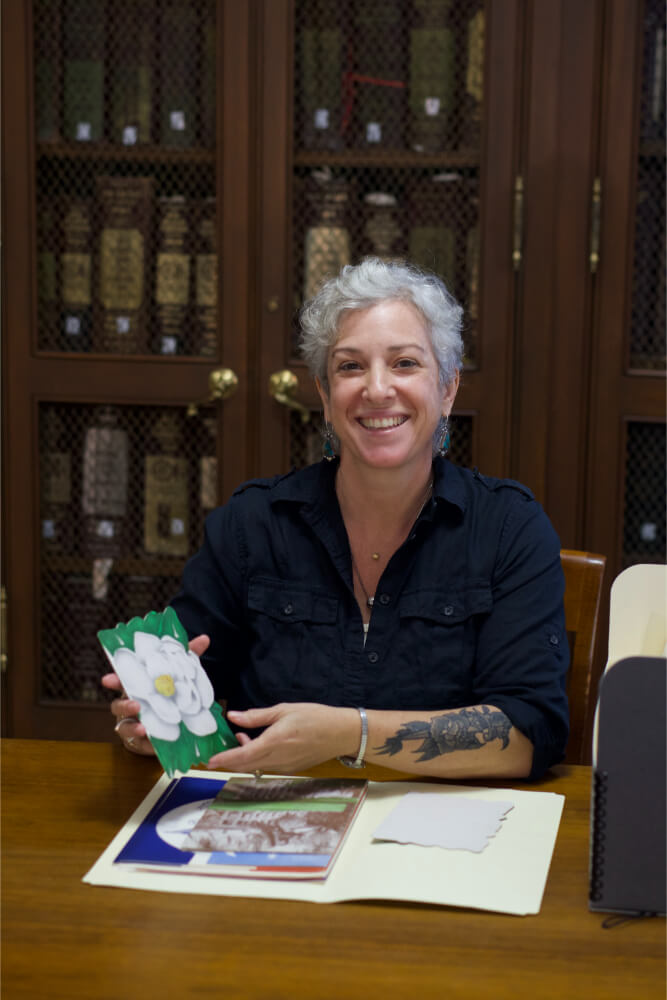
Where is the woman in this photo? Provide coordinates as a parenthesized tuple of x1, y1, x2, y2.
(104, 258, 569, 780)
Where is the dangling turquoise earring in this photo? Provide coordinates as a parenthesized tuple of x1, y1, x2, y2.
(323, 421, 336, 461)
(438, 416, 450, 457)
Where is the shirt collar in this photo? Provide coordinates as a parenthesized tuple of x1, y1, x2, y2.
(270, 456, 467, 515)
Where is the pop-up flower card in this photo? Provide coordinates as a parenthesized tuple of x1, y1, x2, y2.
(98, 607, 238, 777)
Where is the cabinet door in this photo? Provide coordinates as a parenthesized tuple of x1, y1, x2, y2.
(2, 1, 252, 737)
(587, 0, 666, 585)
(255, 0, 523, 478)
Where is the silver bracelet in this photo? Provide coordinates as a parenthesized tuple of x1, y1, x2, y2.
(337, 707, 368, 769)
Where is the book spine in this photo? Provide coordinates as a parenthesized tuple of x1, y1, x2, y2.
(198, 413, 218, 512)
(110, 0, 155, 146)
(34, 0, 62, 142)
(352, 0, 405, 148)
(143, 412, 189, 557)
(407, 177, 461, 291)
(59, 197, 94, 351)
(37, 204, 59, 348)
(360, 192, 403, 260)
(40, 406, 75, 555)
(60, 574, 111, 702)
(460, 5, 485, 149)
(63, 0, 105, 142)
(299, 0, 344, 150)
(409, 0, 454, 153)
(640, 2, 666, 142)
(200, 1, 217, 147)
(193, 198, 218, 356)
(153, 196, 192, 355)
(159, 0, 199, 147)
(81, 406, 129, 557)
(302, 177, 352, 301)
(95, 176, 153, 353)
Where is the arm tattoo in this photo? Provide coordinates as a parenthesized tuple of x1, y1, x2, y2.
(375, 706, 512, 762)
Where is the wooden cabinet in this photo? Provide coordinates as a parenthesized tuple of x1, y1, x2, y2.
(2, 0, 664, 744)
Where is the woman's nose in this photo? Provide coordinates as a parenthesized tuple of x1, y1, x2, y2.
(364, 364, 395, 400)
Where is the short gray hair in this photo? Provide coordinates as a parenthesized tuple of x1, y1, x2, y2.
(299, 257, 463, 392)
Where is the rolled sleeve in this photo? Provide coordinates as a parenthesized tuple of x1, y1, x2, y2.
(472, 495, 569, 778)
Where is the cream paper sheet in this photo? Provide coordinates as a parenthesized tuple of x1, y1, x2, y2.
(83, 770, 564, 915)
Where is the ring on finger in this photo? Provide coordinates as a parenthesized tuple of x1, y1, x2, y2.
(114, 716, 138, 733)
(127, 736, 137, 748)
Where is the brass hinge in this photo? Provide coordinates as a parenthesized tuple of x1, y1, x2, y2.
(1, 585, 7, 675)
(589, 177, 602, 274)
(512, 175, 524, 272)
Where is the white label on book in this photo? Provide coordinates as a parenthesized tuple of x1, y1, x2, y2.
(115, 316, 130, 334)
(425, 97, 441, 116)
(171, 518, 185, 536)
(122, 126, 138, 146)
(170, 111, 186, 131)
(366, 122, 382, 143)
(65, 315, 81, 336)
(76, 122, 92, 141)
(42, 519, 55, 539)
(96, 520, 114, 538)
(314, 108, 330, 130)
(161, 336, 178, 355)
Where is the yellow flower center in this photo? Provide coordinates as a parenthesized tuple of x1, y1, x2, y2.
(154, 674, 175, 697)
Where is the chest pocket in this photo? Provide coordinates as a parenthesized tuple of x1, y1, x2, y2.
(246, 578, 339, 702)
(396, 582, 493, 706)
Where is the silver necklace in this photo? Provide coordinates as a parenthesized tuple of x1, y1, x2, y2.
(350, 479, 434, 610)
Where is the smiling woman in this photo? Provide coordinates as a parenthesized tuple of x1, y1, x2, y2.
(104, 258, 570, 783)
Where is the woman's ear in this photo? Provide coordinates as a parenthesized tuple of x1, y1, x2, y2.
(442, 370, 460, 417)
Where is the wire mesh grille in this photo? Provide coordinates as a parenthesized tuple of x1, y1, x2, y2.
(622, 420, 666, 567)
(33, 0, 218, 356)
(292, 0, 484, 366)
(630, 0, 666, 370)
(289, 410, 474, 469)
(39, 401, 218, 702)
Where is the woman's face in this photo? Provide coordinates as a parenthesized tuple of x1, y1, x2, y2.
(317, 299, 458, 474)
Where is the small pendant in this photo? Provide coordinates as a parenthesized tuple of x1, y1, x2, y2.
(371, 552, 380, 560)
(367, 596, 374, 608)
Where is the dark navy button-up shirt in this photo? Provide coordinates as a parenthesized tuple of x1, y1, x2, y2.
(171, 457, 569, 778)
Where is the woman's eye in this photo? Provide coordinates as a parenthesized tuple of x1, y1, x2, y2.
(338, 360, 361, 371)
(395, 358, 418, 369)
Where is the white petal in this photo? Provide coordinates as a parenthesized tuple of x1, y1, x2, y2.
(144, 649, 174, 680)
(181, 706, 218, 736)
(145, 691, 182, 724)
(174, 679, 200, 716)
(140, 703, 180, 742)
(162, 638, 196, 678)
(134, 631, 161, 662)
(112, 648, 153, 698)
(193, 663, 215, 709)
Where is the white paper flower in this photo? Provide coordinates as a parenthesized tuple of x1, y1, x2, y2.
(113, 632, 217, 742)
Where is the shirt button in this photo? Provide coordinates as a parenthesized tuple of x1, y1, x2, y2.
(368, 651, 379, 663)
(549, 634, 559, 646)
(283, 603, 293, 615)
(378, 593, 390, 606)
(443, 605, 454, 616)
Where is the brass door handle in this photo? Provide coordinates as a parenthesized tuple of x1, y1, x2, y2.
(187, 367, 239, 416)
(268, 370, 310, 423)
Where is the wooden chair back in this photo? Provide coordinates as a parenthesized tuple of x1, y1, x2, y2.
(561, 549, 607, 764)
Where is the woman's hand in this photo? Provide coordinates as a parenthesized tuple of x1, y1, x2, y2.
(205, 702, 360, 774)
(102, 634, 211, 756)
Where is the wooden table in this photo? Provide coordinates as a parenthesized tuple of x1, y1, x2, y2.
(2, 739, 664, 999)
